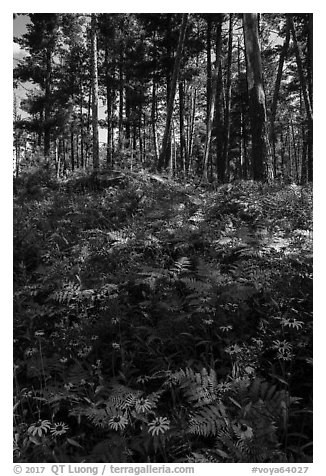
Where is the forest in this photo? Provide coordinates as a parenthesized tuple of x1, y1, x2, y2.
(13, 13, 313, 464)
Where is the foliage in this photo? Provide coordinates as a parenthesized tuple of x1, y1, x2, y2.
(13, 168, 312, 463)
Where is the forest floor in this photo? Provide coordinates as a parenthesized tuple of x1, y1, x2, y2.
(13, 166, 313, 463)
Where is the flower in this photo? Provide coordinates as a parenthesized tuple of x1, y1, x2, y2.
(225, 344, 242, 355)
(280, 317, 304, 330)
(108, 414, 128, 431)
(216, 382, 232, 393)
(219, 325, 233, 333)
(27, 420, 51, 437)
(135, 397, 153, 413)
(34, 330, 45, 338)
(50, 422, 69, 436)
(136, 375, 150, 385)
(59, 357, 68, 363)
(233, 422, 254, 440)
(77, 346, 92, 358)
(112, 342, 121, 350)
(148, 417, 170, 436)
(272, 340, 292, 352)
(203, 318, 213, 326)
(24, 347, 38, 358)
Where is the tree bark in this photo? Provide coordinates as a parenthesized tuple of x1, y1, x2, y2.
(179, 81, 186, 173)
(44, 46, 52, 159)
(151, 78, 159, 165)
(91, 13, 99, 170)
(270, 16, 290, 178)
(243, 13, 273, 181)
(206, 17, 212, 123)
(222, 14, 233, 182)
(202, 15, 223, 182)
(158, 14, 188, 171)
(288, 15, 313, 182)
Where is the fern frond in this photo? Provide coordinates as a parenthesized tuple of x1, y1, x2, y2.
(188, 403, 226, 436)
(170, 257, 191, 276)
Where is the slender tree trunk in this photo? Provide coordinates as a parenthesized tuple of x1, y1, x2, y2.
(55, 139, 60, 178)
(105, 45, 112, 168)
(307, 14, 313, 109)
(118, 48, 124, 151)
(288, 15, 313, 182)
(202, 14, 223, 182)
(179, 81, 185, 173)
(44, 46, 52, 159)
(206, 17, 212, 123)
(280, 131, 285, 180)
(70, 127, 75, 171)
(91, 14, 99, 170)
(158, 13, 188, 171)
(151, 79, 159, 165)
(243, 13, 273, 181)
(79, 77, 84, 169)
(76, 133, 79, 168)
(215, 64, 224, 180)
(222, 14, 233, 182)
(270, 16, 290, 178)
(237, 37, 247, 179)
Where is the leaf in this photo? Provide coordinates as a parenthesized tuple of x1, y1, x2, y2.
(67, 438, 84, 449)
(228, 396, 242, 409)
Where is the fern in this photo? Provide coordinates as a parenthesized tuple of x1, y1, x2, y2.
(168, 367, 227, 436)
(188, 403, 226, 436)
(170, 257, 191, 276)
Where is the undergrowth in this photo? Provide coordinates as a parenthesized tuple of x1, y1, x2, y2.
(13, 167, 312, 463)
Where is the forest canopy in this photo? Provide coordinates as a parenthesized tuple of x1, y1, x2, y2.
(13, 13, 313, 183)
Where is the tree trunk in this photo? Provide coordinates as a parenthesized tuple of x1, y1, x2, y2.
(202, 15, 223, 182)
(91, 14, 99, 170)
(158, 14, 188, 171)
(179, 81, 186, 173)
(237, 37, 247, 179)
(215, 64, 224, 180)
(118, 49, 124, 151)
(270, 15, 290, 178)
(151, 78, 159, 165)
(243, 13, 273, 181)
(288, 15, 313, 182)
(79, 76, 84, 169)
(206, 17, 212, 123)
(44, 46, 52, 159)
(222, 14, 233, 182)
(105, 45, 113, 168)
(70, 127, 75, 171)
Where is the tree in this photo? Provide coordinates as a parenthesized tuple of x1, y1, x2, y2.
(288, 15, 313, 182)
(270, 16, 290, 176)
(243, 13, 273, 181)
(202, 14, 223, 182)
(91, 14, 99, 170)
(14, 14, 60, 159)
(158, 14, 188, 171)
